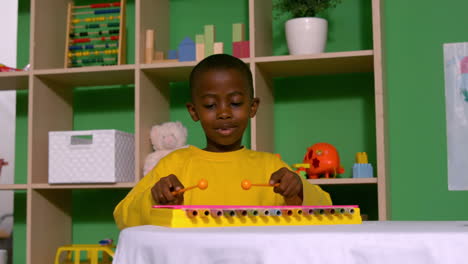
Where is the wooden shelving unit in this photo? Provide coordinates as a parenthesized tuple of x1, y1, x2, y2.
(0, 0, 387, 263)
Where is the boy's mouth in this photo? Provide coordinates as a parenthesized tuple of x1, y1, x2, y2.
(216, 127, 235, 136)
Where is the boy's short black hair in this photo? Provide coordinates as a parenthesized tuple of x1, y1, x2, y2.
(189, 54, 254, 100)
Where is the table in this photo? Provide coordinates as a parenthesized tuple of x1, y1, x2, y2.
(113, 221, 468, 264)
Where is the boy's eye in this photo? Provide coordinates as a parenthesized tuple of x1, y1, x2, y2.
(231, 102, 243, 107)
(203, 104, 215, 109)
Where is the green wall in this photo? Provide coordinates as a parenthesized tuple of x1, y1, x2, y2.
(384, 0, 468, 220)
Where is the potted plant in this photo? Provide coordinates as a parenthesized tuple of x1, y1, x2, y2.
(276, 0, 342, 55)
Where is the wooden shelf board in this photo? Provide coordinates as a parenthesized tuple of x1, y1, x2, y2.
(141, 61, 197, 82)
(31, 182, 135, 189)
(255, 50, 374, 77)
(0, 71, 29, 90)
(33, 64, 135, 86)
(307, 177, 377, 185)
(0, 184, 28, 190)
(141, 58, 251, 82)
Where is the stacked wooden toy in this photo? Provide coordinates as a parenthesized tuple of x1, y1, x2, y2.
(144, 22, 250, 63)
(65, 1, 126, 67)
(232, 23, 249, 58)
(352, 152, 374, 178)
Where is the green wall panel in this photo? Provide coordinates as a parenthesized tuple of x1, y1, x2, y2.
(384, 0, 468, 220)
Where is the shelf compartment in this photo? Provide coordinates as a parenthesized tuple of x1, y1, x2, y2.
(138, 0, 250, 65)
(29, 189, 71, 264)
(33, 65, 135, 86)
(32, 0, 135, 70)
(31, 183, 134, 189)
(0, 72, 29, 90)
(255, 50, 373, 77)
(308, 178, 377, 185)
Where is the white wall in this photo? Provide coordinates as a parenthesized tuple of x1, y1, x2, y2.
(0, 0, 18, 236)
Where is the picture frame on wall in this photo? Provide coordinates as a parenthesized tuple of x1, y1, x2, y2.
(443, 42, 468, 190)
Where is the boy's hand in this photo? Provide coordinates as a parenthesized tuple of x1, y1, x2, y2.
(269, 167, 303, 205)
(151, 174, 185, 205)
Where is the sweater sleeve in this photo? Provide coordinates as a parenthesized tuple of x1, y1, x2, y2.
(270, 154, 332, 206)
(301, 178, 333, 206)
(113, 163, 164, 230)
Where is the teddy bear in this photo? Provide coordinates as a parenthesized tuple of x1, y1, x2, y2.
(143, 121, 188, 176)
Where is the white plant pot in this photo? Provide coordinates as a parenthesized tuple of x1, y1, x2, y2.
(285, 17, 328, 55)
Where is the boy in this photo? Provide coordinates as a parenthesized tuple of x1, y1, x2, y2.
(114, 54, 331, 229)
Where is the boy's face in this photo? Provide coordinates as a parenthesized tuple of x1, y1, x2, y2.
(186, 68, 259, 152)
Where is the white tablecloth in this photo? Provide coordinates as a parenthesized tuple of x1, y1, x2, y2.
(113, 221, 468, 264)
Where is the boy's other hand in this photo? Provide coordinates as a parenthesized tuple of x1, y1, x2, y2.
(151, 174, 185, 205)
(269, 167, 303, 205)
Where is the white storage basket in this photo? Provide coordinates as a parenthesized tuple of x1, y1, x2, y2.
(48, 130, 134, 184)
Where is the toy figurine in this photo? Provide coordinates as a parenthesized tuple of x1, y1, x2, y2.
(302, 143, 344, 179)
(0, 64, 22, 72)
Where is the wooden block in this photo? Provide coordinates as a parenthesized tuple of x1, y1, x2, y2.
(154, 51, 164, 61)
(240, 40, 250, 58)
(196, 43, 205, 61)
(168, 50, 178, 60)
(232, 41, 242, 58)
(178, 37, 196, 62)
(232, 23, 245, 42)
(233, 41, 249, 58)
(214, 42, 224, 54)
(196, 34, 204, 44)
(204, 25, 215, 57)
(145, 29, 155, 64)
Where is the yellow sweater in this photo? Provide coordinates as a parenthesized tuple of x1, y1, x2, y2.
(114, 146, 332, 229)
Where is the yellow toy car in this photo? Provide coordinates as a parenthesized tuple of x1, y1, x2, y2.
(54, 244, 114, 264)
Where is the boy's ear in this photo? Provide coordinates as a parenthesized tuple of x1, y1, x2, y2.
(249, 97, 260, 118)
(186, 102, 200, 121)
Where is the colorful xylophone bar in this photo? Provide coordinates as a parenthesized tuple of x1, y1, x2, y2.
(150, 205, 362, 228)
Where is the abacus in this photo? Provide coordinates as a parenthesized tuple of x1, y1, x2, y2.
(64, 1, 126, 67)
(150, 205, 362, 228)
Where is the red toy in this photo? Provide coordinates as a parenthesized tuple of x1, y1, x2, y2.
(0, 158, 8, 177)
(302, 143, 344, 179)
(0, 64, 22, 72)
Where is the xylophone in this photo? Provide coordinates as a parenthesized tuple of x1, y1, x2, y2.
(64, 1, 126, 67)
(150, 205, 362, 228)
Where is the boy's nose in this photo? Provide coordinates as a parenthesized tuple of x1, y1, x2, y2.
(217, 105, 232, 119)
